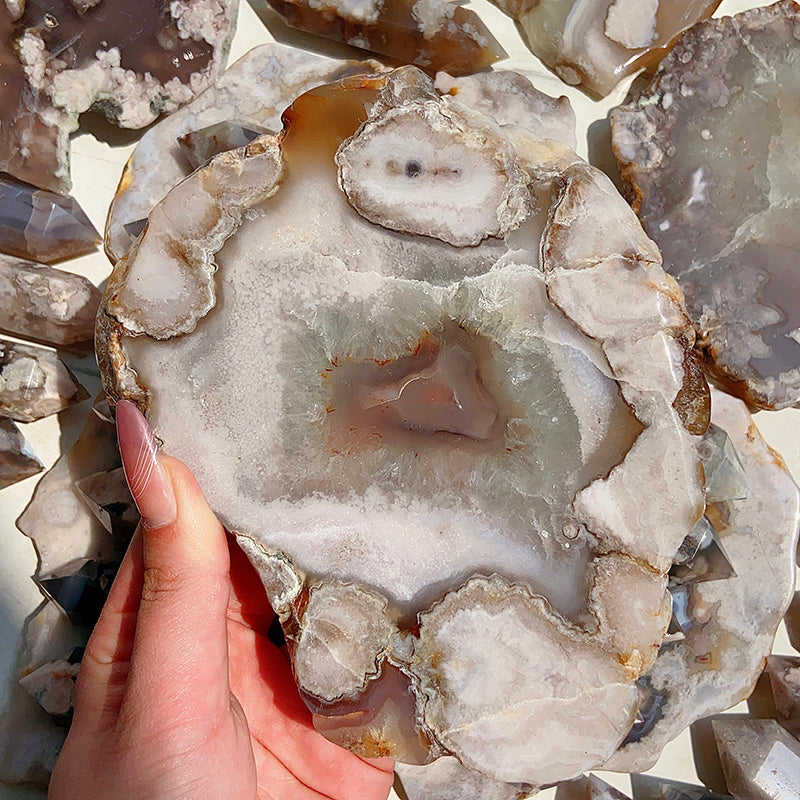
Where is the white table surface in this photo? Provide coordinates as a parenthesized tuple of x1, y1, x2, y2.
(1, 0, 797, 797)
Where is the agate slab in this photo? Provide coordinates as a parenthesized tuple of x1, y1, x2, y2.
(0, 0, 239, 192)
(487, 0, 721, 97)
(99, 65, 714, 786)
(611, 1, 800, 410)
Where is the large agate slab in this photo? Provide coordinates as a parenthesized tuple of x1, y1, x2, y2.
(0, 0, 239, 193)
(611, 0, 800, 410)
(98, 66, 713, 786)
(487, 0, 720, 97)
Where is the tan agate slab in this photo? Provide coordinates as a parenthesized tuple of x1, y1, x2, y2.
(98, 64, 718, 788)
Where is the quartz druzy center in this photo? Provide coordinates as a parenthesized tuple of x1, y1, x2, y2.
(99, 67, 708, 786)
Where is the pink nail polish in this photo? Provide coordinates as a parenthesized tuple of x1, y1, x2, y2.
(116, 399, 177, 528)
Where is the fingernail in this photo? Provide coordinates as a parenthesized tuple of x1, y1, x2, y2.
(116, 399, 177, 528)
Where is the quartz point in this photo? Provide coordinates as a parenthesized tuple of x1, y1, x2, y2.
(38, 561, 118, 626)
(668, 516, 735, 587)
(712, 718, 800, 800)
(754, 656, 800, 741)
(0, 253, 101, 345)
(74, 467, 139, 540)
(556, 774, 631, 799)
(0, 174, 100, 263)
(630, 774, 732, 800)
(611, 1, 800, 410)
(178, 120, 268, 171)
(0, 416, 44, 488)
(0, 0, 239, 193)
(604, 388, 799, 774)
(265, 0, 506, 76)
(16, 400, 121, 578)
(98, 63, 714, 786)
(0, 338, 88, 422)
(487, 0, 721, 97)
(698, 424, 750, 504)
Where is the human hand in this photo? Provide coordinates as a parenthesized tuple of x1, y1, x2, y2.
(49, 400, 395, 800)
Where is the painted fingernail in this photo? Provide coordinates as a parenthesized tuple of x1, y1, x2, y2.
(116, 399, 177, 528)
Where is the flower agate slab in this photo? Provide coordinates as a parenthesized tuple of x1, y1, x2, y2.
(264, 0, 506, 76)
(611, 1, 800, 410)
(487, 0, 720, 97)
(98, 66, 713, 786)
(0, 0, 239, 193)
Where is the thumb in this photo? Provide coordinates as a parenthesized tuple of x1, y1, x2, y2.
(116, 400, 232, 720)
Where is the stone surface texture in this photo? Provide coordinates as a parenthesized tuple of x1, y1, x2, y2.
(713, 718, 800, 800)
(611, 1, 800, 410)
(630, 773, 733, 799)
(98, 65, 714, 787)
(0, 416, 44, 488)
(556, 774, 631, 799)
(0, 0, 240, 192)
(266, 0, 506, 76)
(488, 0, 720, 97)
(16, 399, 121, 578)
(0, 254, 102, 345)
(1, 174, 100, 263)
(0, 338, 88, 421)
(605, 388, 800, 773)
(395, 756, 531, 799)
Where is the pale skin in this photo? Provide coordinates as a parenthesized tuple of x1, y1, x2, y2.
(49, 400, 395, 800)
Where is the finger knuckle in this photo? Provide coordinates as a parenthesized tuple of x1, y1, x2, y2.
(140, 564, 188, 604)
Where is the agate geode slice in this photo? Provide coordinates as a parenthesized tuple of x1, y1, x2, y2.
(98, 66, 713, 785)
(611, 0, 800, 410)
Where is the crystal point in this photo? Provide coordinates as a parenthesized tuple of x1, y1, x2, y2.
(669, 516, 735, 587)
(0, 174, 100, 263)
(0, 338, 88, 422)
(38, 561, 118, 626)
(699, 424, 750, 503)
(0, 416, 44, 488)
(556, 775, 631, 800)
(0, 253, 101, 345)
(713, 718, 800, 800)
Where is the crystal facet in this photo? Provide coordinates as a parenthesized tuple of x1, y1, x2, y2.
(488, 0, 721, 97)
(0, 338, 88, 422)
(0, 174, 100, 263)
(0, 416, 44, 488)
(0, 0, 239, 192)
(178, 120, 268, 171)
(98, 66, 708, 785)
(698, 424, 750, 504)
(756, 656, 800, 740)
(74, 467, 139, 540)
(611, 1, 800, 410)
(556, 775, 631, 800)
(630, 773, 733, 800)
(668, 516, 735, 587)
(0, 254, 101, 346)
(266, 0, 506, 76)
(713, 718, 800, 800)
(38, 562, 118, 626)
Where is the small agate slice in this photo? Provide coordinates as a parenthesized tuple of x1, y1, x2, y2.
(0, 0, 239, 193)
(611, 1, 800, 410)
(487, 0, 720, 97)
(99, 66, 710, 785)
(265, 0, 506, 76)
